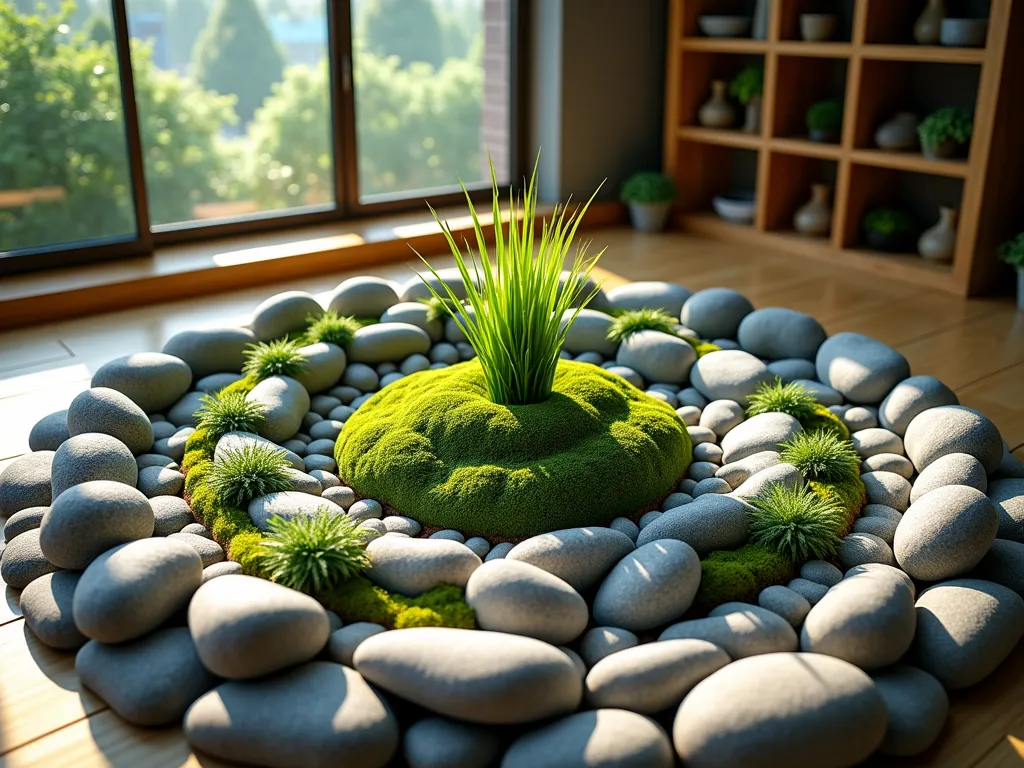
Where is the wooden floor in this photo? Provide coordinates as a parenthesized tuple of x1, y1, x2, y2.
(0, 227, 1022, 767)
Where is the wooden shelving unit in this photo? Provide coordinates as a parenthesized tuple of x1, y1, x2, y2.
(663, 0, 1024, 296)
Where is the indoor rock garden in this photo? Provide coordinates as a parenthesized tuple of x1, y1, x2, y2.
(2, 166, 1024, 768)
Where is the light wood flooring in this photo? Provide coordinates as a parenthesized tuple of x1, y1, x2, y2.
(0, 227, 1022, 767)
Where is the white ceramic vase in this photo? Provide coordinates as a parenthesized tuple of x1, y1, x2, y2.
(918, 206, 958, 263)
(794, 184, 832, 238)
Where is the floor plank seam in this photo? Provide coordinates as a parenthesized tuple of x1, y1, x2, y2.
(953, 360, 1024, 393)
(0, 706, 111, 759)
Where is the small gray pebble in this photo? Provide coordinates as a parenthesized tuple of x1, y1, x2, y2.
(429, 529, 465, 543)
(485, 542, 514, 561)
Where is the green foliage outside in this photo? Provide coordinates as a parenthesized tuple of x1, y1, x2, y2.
(619, 173, 677, 204)
(359, 0, 444, 69)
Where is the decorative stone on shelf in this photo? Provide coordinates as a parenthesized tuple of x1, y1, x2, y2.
(875, 113, 920, 152)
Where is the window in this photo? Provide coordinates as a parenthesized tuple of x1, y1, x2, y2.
(0, 0, 517, 270)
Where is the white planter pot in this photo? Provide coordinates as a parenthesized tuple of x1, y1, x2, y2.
(628, 202, 672, 233)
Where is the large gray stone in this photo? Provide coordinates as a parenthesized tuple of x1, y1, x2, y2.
(851, 428, 904, 459)
(862, 453, 914, 478)
(737, 307, 827, 361)
(913, 578, 1024, 689)
(730, 463, 803, 500)
(690, 350, 773, 406)
(379, 302, 443, 342)
(403, 718, 500, 768)
(635, 493, 749, 554)
(584, 639, 729, 714)
(879, 375, 959, 436)
(861, 470, 911, 511)
(365, 535, 481, 596)
(560, 308, 618, 357)
(800, 565, 916, 670)
(607, 281, 692, 316)
(465, 559, 588, 645)
(354, 627, 582, 724)
(592, 539, 701, 632)
(720, 413, 802, 464)
(162, 327, 257, 379)
(246, 375, 310, 442)
(195, 372, 243, 393)
(904, 405, 1003, 475)
(400, 267, 474, 303)
(815, 332, 910, 405)
(215, 431, 303, 470)
(800, 559, 843, 587)
(188, 574, 329, 679)
(910, 452, 987, 503)
(659, 603, 798, 658)
(0, 451, 54, 517)
(715, 450, 781, 489)
(3, 505, 47, 541)
(673, 653, 888, 768)
(348, 323, 431, 364)
(766, 358, 816, 383)
(895, 485, 998, 581)
(853, 515, 898, 545)
(28, 410, 70, 452)
(504, 709, 674, 768)
(327, 276, 400, 317)
(680, 288, 754, 340)
(73, 538, 203, 643)
(972, 538, 1024, 597)
(247, 492, 343, 531)
(990, 478, 1024, 542)
(293, 342, 347, 395)
(39, 480, 153, 570)
(505, 527, 634, 592)
(91, 353, 193, 413)
(788, 577, 830, 605)
(872, 666, 949, 757)
(77, 627, 217, 726)
(251, 290, 323, 341)
(20, 570, 86, 649)
(185, 661, 398, 768)
(0, 528, 59, 589)
(154, 427, 193, 461)
(614, 330, 696, 385)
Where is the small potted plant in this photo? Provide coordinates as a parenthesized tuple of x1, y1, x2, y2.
(918, 107, 973, 159)
(807, 100, 842, 143)
(730, 66, 764, 133)
(620, 172, 677, 233)
(998, 232, 1024, 311)
(863, 207, 916, 252)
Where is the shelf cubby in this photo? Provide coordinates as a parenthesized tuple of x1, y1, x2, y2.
(772, 55, 849, 143)
(778, 0, 857, 42)
(678, 51, 767, 130)
(764, 153, 839, 236)
(863, 0, 992, 45)
(672, 143, 760, 222)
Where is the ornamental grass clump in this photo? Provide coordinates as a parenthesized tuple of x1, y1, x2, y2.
(781, 429, 860, 483)
(414, 157, 605, 406)
(749, 483, 845, 563)
(195, 390, 265, 439)
(418, 295, 464, 323)
(207, 442, 293, 507)
(242, 338, 307, 381)
(607, 308, 678, 343)
(306, 310, 361, 347)
(256, 511, 371, 595)
(746, 378, 818, 420)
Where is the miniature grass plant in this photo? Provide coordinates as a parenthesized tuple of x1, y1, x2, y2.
(746, 378, 819, 420)
(418, 295, 465, 323)
(748, 483, 846, 563)
(206, 442, 293, 507)
(195, 390, 265, 439)
(305, 310, 361, 348)
(256, 511, 371, 595)
(414, 156, 605, 406)
(607, 308, 678, 344)
(780, 429, 860, 483)
(242, 338, 307, 381)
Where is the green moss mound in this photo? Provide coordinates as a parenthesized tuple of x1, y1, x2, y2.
(337, 359, 692, 538)
(320, 578, 475, 630)
(693, 544, 794, 614)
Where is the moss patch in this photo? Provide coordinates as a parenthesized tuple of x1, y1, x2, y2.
(799, 404, 850, 440)
(336, 359, 692, 538)
(693, 543, 794, 614)
(319, 578, 476, 630)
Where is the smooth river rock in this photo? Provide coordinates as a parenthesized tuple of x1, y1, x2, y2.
(328, 276, 400, 317)
(872, 665, 949, 757)
(251, 290, 323, 341)
(246, 375, 310, 443)
(402, 717, 502, 768)
(347, 323, 431, 365)
(162, 327, 257, 379)
(51, 433, 137, 498)
(737, 307, 826, 361)
(0, 529, 59, 589)
(0, 451, 54, 517)
(635, 493, 749, 554)
(615, 330, 696, 385)
(561, 308, 618, 357)
(680, 288, 754, 340)
(246, 491, 342, 532)
(607, 281, 692, 316)
(990, 478, 1024, 542)
(28, 410, 70, 452)
(720, 413, 802, 464)
(910, 452, 988, 503)
(293, 342, 347, 395)
(505, 527, 635, 592)
(904, 405, 1004, 475)
(20, 570, 87, 650)
(815, 332, 910, 405)
(92, 353, 193, 414)
(660, 603, 798, 658)
(879, 375, 959, 436)
(365, 536, 481, 596)
(690, 350, 773, 406)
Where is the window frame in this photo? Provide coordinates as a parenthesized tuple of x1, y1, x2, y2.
(0, 0, 524, 273)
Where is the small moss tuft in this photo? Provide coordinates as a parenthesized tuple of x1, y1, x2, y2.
(748, 483, 846, 563)
(780, 429, 860, 483)
(607, 308, 678, 344)
(206, 442, 294, 507)
(255, 511, 370, 594)
(306, 310, 361, 348)
(746, 378, 819, 421)
(694, 342, 722, 357)
(195, 390, 265, 440)
(798, 403, 850, 440)
(242, 338, 307, 381)
(419, 295, 464, 324)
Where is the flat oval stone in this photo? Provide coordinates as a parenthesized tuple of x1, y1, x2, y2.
(592, 540, 701, 632)
(28, 410, 70, 452)
(737, 307, 826, 362)
(328, 276, 400, 317)
(800, 559, 843, 587)
(505, 527, 635, 592)
(615, 330, 696, 385)
(354, 627, 582, 725)
(3, 505, 47, 541)
(189, 575, 329, 680)
(73, 538, 203, 643)
(636, 494, 749, 554)
(348, 323, 431, 364)
(607, 281, 692, 316)
(51, 433, 137, 498)
(851, 428, 904, 459)
(246, 375, 311, 443)
(466, 559, 588, 645)
(561, 308, 618, 357)
(137, 465, 185, 498)
(328, 622, 387, 667)
(162, 327, 257, 379)
(837, 532, 897, 570)
(39, 480, 154, 570)
(800, 565, 916, 670)
(853, 516, 897, 545)
(0, 451, 54, 517)
(659, 603, 798, 658)
(862, 453, 914, 478)
(730, 463, 802, 500)
(503, 709, 674, 768)
(202, 561, 242, 582)
(699, 399, 744, 438)
(168, 531, 226, 567)
(195, 372, 243, 393)
(673, 652, 887, 768)
(788, 577, 830, 605)
(861, 471, 911, 511)
(585, 639, 729, 714)
(913, 578, 1024, 689)
(185, 661, 398, 768)
(895, 485, 998, 581)
(365, 536, 481, 596)
(910, 452, 987, 503)
(579, 626, 639, 667)
(879, 375, 959, 436)
(872, 665, 949, 757)
(766, 358, 816, 383)
(293, 342, 347, 395)
(757, 585, 811, 628)
(0, 528, 60, 589)
(91, 353, 193, 414)
(720, 413, 802, 464)
(251, 290, 323, 341)
(380, 303, 443, 342)
(904, 405, 1003, 475)
(715, 450, 781, 489)
(20, 570, 87, 650)
(77, 627, 217, 726)
(690, 350, 773, 406)
(680, 288, 753, 340)
(166, 391, 206, 428)
(816, 332, 910, 405)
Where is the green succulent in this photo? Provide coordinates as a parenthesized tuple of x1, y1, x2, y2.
(306, 310, 361, 348)
(918, 107, 973, 148)
(749, 483, 846, 563)
(256, 511, 371, 595)
(746, 378, 819, 421)
(195, 390, 265, 439)
(862, 207, 914, 236)
(997, 233, 1024, 269)
(729, 66, 764, 105)
(206, 442, 293, 507)
(619, 172, 677, 204)
(607, 308, 679, 343)
(242, 338, 308, 381)
(780, 429, 861, 483)
(807, 99, 843, 133)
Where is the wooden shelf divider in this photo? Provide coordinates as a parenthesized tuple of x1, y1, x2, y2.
(664, 0, 1024, 296)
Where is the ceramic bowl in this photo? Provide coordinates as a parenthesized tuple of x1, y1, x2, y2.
(712, 193, 756, 225)
(800, 13, 838, 42)
(940, 18, 988, 47)
(698, 15, 752, 38)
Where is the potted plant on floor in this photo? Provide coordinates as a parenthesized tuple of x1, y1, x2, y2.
(863, 207, 916, 252)
(730, 66, 764, 133)
(807, 100, 842, 143)
(918, 107, 973, 159)
(620, 172, 677, 233)
(998, 232, 1024, 310)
